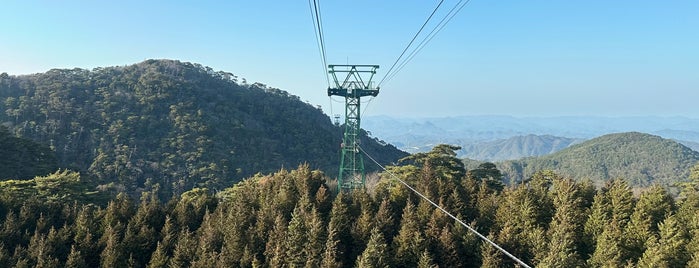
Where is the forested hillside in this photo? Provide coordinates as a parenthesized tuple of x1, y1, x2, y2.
(0, 126, 57, 180)
(0, 146, 698, 267)
(0, 59, 406, 196)
(460, 134, 581, 161)
(498, 132, 699, 187)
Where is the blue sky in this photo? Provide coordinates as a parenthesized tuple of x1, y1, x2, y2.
(1, 0, 697, 117)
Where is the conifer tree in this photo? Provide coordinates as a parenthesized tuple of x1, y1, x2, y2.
(625, 184, 675, 261)
(168, 229, 196, 268)
(100, 225, 124, 268)
(355, 228, 390, 268)
(417, 249, 437, 268)
(328, 192, 353, 262)
(588, 219, 626, 267)
(637, 214, 689, 267)
(583, 190, 609, 255)
(65, 245, 88, 268)
(146, 242, 169, 268)
(606, 179, 634, 227)
(0, 243, 9, 268)
(285, 205, 309, 267)
(305, 208, 326, 268)
(264, 215, 287, 267)
(320, 222, 342, 268)
(374, 198, 396, 242)
(480, 235, 503, 268)
(393, 200, 425, 267)
(539, 178, 583, 268)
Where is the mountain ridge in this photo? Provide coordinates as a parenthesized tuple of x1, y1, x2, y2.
(0, 59, 407, 196)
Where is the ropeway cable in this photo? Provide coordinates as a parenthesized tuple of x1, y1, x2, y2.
(358, 145, 533, 268)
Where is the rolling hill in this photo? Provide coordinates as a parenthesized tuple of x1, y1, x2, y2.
(0, 59, 407, 196)
(460, 134, 582, 161)
(497, 132, 699, 187)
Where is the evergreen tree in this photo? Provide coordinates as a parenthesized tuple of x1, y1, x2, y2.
(539, 178, 584, 267)
(320, 222, 342, 268)
(417, 249, 437, 268)
(625, 184, 675, 261)
(328, 192, 353, 263)
(100, 225, 124, 268)
(392, 200, 425, 267)
(588, 219, 626, 267)
(285, 205, 309, 267)
(637, 214, 689, 267)
(168, 229, 196, 268)
(264, 215, 287, 267)
(355, 228, 390, 268)
(65, 245, 87, 268)
(305, 208, 326, 268)
(480, 235, 503, 268)
(146, 242, 169, 268)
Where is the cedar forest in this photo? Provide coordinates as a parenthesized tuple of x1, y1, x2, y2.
(0, 60, 699, 267)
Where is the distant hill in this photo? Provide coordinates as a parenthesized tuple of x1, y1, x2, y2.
(0, 59, 407, 195)
(460, 134, 582, 161)
(498, 132, 699, 187)
(363, 115, 699, 157)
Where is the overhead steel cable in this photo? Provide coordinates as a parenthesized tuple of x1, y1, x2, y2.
(308, 0, 330, 87)
(382, 0, 472, 86)
(358, 145, 533, 268)
(378, 0, 445, 88)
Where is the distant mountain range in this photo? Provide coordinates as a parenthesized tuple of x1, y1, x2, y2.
(497, 132, 699, 187)
(363, 115, 699, 160)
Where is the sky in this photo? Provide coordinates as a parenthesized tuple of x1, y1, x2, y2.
(1, 0, 698, 118)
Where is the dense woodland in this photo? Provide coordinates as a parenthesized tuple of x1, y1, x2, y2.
(2, 60, 699, 267)
(0, 145, 697, 267)
(0, 60, 406, 198)
(498, 132, 699, 189)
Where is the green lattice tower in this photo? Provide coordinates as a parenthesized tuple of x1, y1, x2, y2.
(327, 65, 379, 191)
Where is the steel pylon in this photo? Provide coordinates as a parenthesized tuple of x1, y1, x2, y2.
(327, 65, 379, 191)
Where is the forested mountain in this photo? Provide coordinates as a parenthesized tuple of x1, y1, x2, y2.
(0, 126, 57, 180)
(1, 146, 698, 267)
(0, 59, 406, 196)
(460, 134, 581, 161)
(498, 132, 699, 187)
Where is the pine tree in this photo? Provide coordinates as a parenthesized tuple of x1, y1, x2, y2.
(480, 235, 503, 268)
(583, 190, 609, 255)
(100, 225, 124, 268)
(539, 178, 583, 268)
(305, 208, 326, 268)
(374, 198, 396, 241)
(65, 245, 87, 268)
(263, 215, 287, 267)
(417, 249, 437, 268)
(0, 243, 10, 268)
(169, 229, 196, 268)
(625, 184, 675, 261)
(320, 222, 342, 268)
(355, 228, 390, 268)
(146, 242, 169, 268)
(328, 192, 353, 263)
(588, 219, 626, 267)
(285, 205, 309, 267)
(392, 200, 425, 267)
(637, 215, 689, 267)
